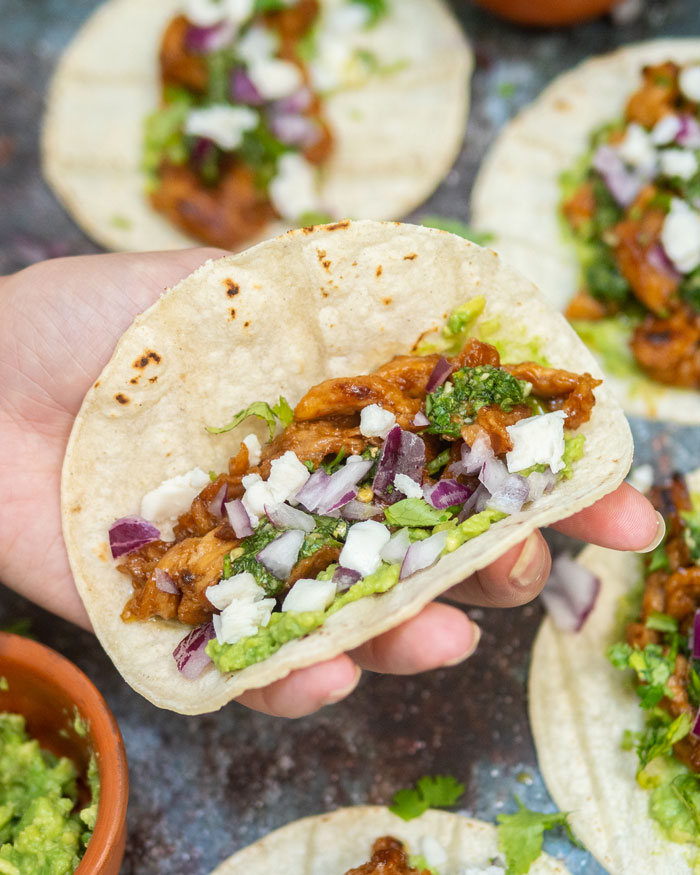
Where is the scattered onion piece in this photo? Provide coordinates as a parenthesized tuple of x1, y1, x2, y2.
(225, 499, 254, 538)
(155, 568, 177, 594)
(173, 621, 215, 680)
(400, 531, 448, 579)
(109, 516, 160, 559)
(257, 529, 305, 580)
(540, 554, 601, 633)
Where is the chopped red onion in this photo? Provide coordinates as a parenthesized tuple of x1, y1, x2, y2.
(693, 610, 700, 660)
(269, 112, 320, 147)
(677, 114, 700, 148)
(225, 499, 254, 538)
(425, 356, 453, 393)
(297, 460, 373, 514)
(208, 482, 228, 519)
(592, 144, 644, 206)
(273, 87, 312, 114)
(424, 479, 473, 509)
(257, 529, 305, 580)
(186, 20, 236, 54)
(540, 554, 601, 633)
(333, 565, 361, 593)
(648, 243, 681, 282)
(373, 427, 426, 504)
(487, 473, 530, 514)
(109, 516, 161, 559)
(155, 568, 178, 594)
(173, 621, 215, 680)
(379, 528, 411, 564)
(413, 411, 430, 427)
(400, 531, 448, 579)
(230, 67, 264, 105)
(340, 500, 384, 520)
(266, 502, 316, 532)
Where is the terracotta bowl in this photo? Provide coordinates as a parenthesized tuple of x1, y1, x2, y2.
(0, 632, 129, 875)
(470, 0, 622, 27)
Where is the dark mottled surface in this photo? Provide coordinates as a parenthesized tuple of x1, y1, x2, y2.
(2, 0, 700, 873)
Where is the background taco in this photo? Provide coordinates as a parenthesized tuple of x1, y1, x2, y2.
(41, 0, 472, 253)
(530, 468, 700, 875)
(60, 220, 633, 714)
(471, 39, 700, 422)
(206, 806, 571, 874)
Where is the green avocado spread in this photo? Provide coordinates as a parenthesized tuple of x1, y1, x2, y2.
(0, 712, 98, 875)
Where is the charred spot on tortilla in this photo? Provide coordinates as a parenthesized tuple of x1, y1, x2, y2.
(133, 350, 161, 369)
(115, 393, 129, 405)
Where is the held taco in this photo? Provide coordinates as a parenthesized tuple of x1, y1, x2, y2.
(61, 220, 632, 714)
(206, 806, 571, 874)
(42, 0, 471, 252)
(530, 469, 700, 875)
(471, 39, 700, 422)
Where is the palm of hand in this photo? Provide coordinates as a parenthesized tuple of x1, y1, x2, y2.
(0, 249, 221, 627)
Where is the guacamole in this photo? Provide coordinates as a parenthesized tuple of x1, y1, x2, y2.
(0, 712, 98, 875)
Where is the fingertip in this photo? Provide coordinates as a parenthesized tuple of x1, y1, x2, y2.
(235, 655, 360, 718)
(551, 481, 660, 551)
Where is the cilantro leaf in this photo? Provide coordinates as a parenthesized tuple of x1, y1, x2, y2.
(207, 400, 281, 439)
(420, 215, 494, 246)
(389, 774, 465, 821)
(384, 499, 452, 528)
(497, 798, 573, 875)
(272, 396, 294, 427)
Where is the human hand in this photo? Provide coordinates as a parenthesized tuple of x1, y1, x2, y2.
(0, 250, 661, 717)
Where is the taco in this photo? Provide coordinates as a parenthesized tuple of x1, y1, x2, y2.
(530, 469, 700, 874)
(206, 806, 571, 874)
(60, 220, 632, 714)
(42, 0, 471, 253)
(471, 39, 700, 422)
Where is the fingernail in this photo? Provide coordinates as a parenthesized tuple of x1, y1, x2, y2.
(637, 511, 666, 554)
(508, 532, 548, 588)
(443, 622, 481, 666)
(322, 665, 362, 706)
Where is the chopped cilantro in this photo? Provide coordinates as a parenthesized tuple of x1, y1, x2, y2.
(349, 0, 388, 26)
(389, 774, 465, 821)
(384, 499, 452, 528)
(426, 449, 451, 476)
(207, 399, 288, 438)
(497, 798, 574, 875)
(420, 215, 494, 245)
(425, 366, 528, 438)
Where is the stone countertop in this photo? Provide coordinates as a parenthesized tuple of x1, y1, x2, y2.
(2, 1, 700, 872)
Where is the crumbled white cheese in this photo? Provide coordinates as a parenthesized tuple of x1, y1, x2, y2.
(206, 571, 261, 610)
(661, 198, 700, 273)
(360, 404, 396, 439)
(185, 105, 258, 151)
(140, 467, 210, 523)
(660, 148, 698, 180)
(679, 64, 700, 102)
(394, 473, 423, 499)
(269, 153, 321, 220)
(248, 57, 303, 100)
(420, 837, 447, 870)
(338, 520, 390, 577)
(282, 578, 337, 613)
(236, 24, 279, 64)
(185, 0, 254, 27)
(242, 450, 310, 523)
(651, 114, 682, 145)
(505, 411, 566, 475)
(243, 433, 262, 467)
(617, 122, 657, 175)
